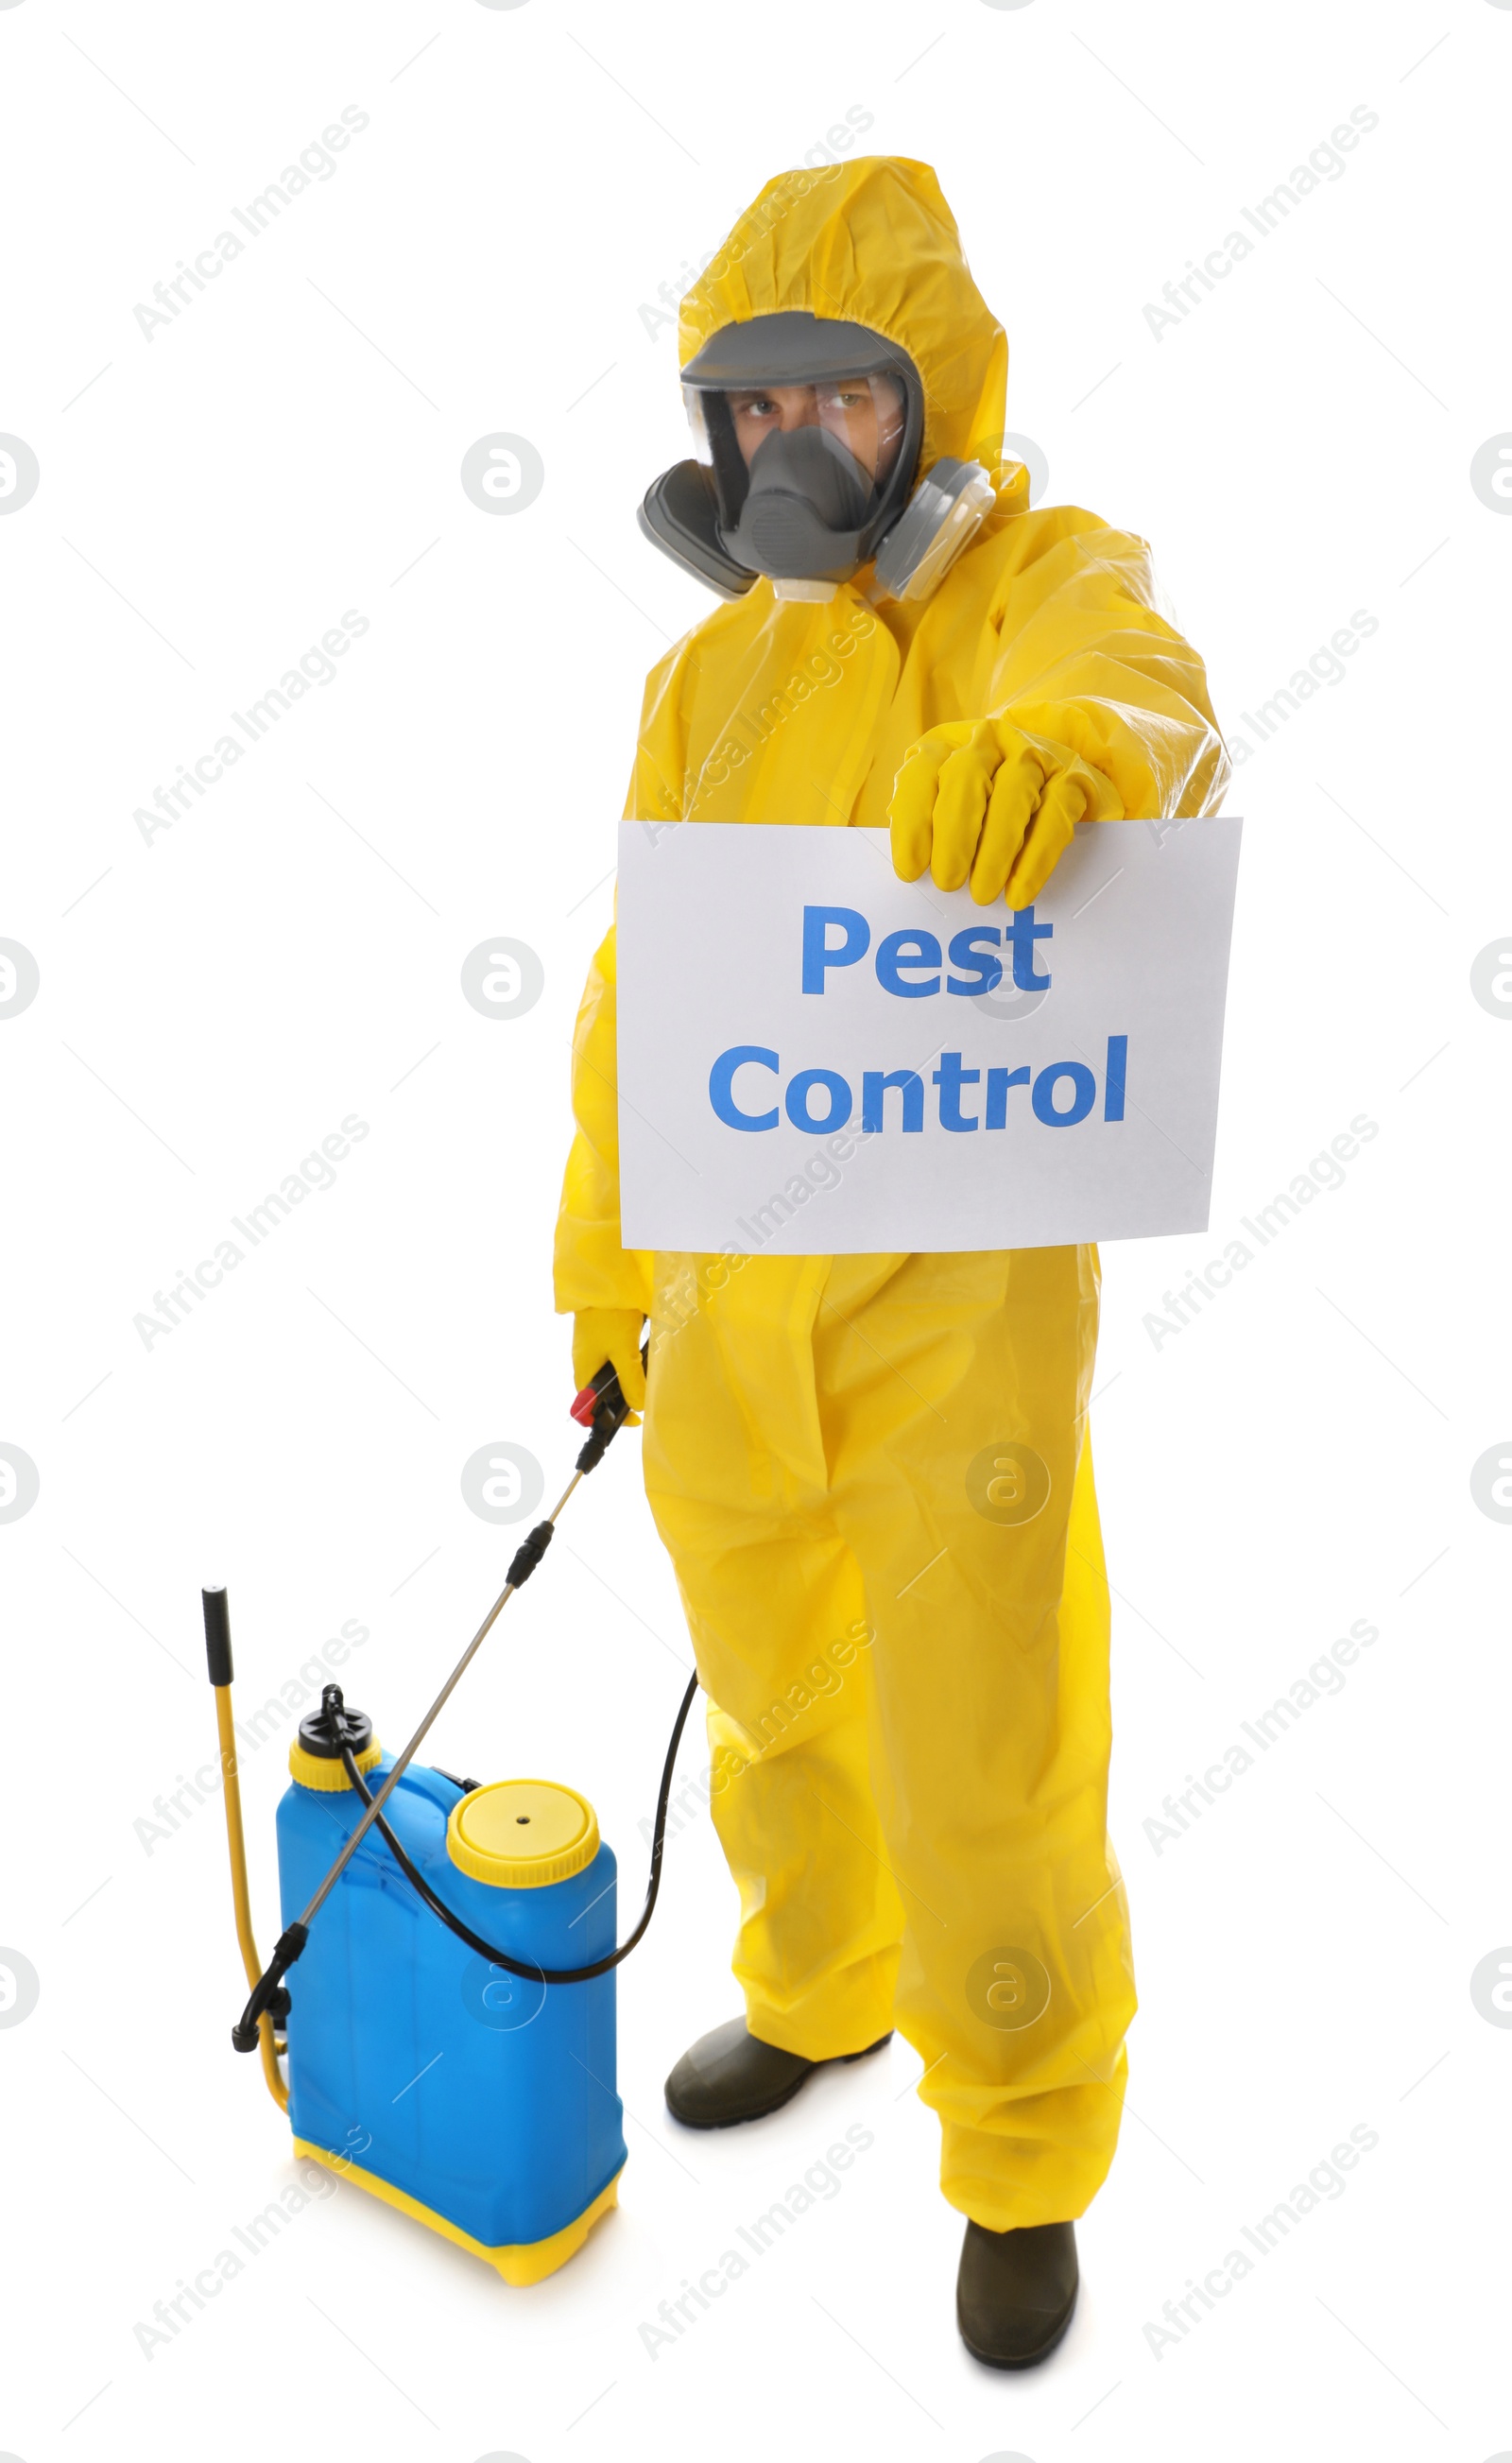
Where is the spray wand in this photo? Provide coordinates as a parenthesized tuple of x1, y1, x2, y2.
(215, 1349, 696, 2058)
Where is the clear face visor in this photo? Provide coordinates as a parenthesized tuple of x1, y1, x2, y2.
(643, 318, 983, 600)
(686, 372, 909, 513)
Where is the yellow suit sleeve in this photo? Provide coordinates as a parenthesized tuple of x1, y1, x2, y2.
(553, 640, 695, 1318)
(981, 512, 1230, 821)
(552, 916, 655, 1318)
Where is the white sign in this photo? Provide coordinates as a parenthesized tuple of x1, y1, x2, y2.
(616, 818, 1243, 1256)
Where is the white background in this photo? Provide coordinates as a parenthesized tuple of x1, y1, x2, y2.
(1, 4, 1507, 2460)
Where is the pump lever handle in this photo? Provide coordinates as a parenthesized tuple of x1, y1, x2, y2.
(202, 1586, 234, 1687)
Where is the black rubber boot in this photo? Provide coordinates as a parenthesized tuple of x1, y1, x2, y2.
(956, 2219, 1079, 2369)
(664, 2017, 892, 2128)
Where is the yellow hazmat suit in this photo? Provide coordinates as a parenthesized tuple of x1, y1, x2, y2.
(556, 158, 1228, 2231)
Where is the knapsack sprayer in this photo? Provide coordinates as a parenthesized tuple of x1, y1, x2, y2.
(205, 1354, 696, 2284)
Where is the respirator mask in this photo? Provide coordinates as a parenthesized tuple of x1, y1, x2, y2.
(639, 310, 995, 605)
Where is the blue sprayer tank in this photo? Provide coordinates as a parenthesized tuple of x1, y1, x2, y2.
(276, 1722, 627, 2283)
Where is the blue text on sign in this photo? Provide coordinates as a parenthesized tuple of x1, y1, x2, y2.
(801, 904, 1053, 998)
(709, 1039, 1128, 1134)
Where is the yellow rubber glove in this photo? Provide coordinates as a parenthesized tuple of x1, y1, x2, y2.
(572, 1306, 646, 1421)
(888, 718, 1120, 910)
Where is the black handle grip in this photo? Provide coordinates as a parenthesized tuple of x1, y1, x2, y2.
(202, 1587, 233, 1687)
(575, 1338, 650, 1474)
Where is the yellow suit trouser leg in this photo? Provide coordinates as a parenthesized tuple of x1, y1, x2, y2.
(643, 1245, 1135, 2231)
(644, 1259, 905, 2059)
(816, 1248, 1135, 2230)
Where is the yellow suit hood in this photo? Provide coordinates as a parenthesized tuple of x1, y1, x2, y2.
(679, 158, 1008, 484)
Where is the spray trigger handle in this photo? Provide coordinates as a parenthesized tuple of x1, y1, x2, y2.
(570, 1340, 648, 1474)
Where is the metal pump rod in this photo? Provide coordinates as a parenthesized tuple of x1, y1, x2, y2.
(297, 1467, 583, 1929)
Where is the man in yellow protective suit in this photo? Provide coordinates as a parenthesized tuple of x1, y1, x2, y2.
(556, 157, 1228, 2368)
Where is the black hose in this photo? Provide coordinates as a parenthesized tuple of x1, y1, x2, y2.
(331, 1674, 699, 1985)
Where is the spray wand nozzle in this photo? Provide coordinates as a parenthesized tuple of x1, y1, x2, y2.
(231, 1925, 306, 2053)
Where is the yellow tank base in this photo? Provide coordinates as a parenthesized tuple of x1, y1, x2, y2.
(292, 2138, 624, 2284)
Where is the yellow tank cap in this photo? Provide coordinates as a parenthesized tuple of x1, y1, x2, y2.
(447, 1779, 599, 1889)
(288, 1734, 382, 1792)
